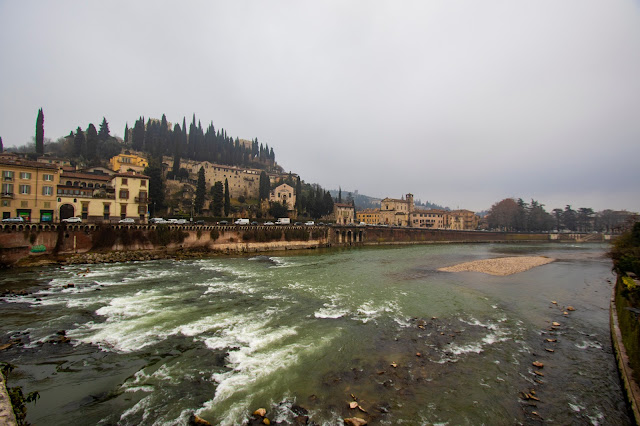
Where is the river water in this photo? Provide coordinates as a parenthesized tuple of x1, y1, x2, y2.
(0, 243, 631, 425)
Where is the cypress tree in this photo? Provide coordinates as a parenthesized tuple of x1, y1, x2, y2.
(85, 123, 98, 160)
(211, 181, 224, 216)
(35, 108, 44, 155)
(144, 158, 165, 210)
(194, 167, 206, 214)
(132, 118, 145, 151)
(171, 123, 182, 178)
(224, 178, 230, 216)
(124, 123, 129, 143)
(259, 171, 270, 201)
(73, 127, 86, 158)
(295, 176, 302, 214)
(0, 136, 3, 152)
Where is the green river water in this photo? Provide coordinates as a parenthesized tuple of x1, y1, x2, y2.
(0, 243, 632, 425)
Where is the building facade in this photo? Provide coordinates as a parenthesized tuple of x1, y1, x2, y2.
(1, 155, 60, 222)
(380, 194, 414, 226)
(356, 208, 381, 225)
(270, 183, 296, 210)
(409, 209, 449, 229)
(57, 170, 149, 223)
(334, 203, 356, 225)
(110, 152, 149, 173)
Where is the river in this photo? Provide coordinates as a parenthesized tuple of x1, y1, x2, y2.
(0, 243, 632, 425)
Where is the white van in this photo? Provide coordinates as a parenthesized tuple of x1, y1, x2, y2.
(276, 218, 290, 225)
(234, 218, 250, 225)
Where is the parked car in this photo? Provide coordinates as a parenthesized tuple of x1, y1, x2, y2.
(294, 222, 302, 226)
(2, 217, 24, 223)
(149, 217, 165, 224)
(175, 219, 187, 225)
(251, 221, 258, 225)
(305, 221, 315, 226)
(62, 217, 82, 223)
(119, 218, 135, 224)
(264, 221, 275, 226)
(219, 220, 229, 225)
(195, 220, 205, 225)
(235, 218, 250, 225)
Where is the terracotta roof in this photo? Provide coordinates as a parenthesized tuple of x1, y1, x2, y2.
(61, 172, 112, 181)
(335, 203, 355, 208)
(0, 157, 58, 170)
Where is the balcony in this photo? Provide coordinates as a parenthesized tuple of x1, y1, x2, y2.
(1, 192, 14, 199)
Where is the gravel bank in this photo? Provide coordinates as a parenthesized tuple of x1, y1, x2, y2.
(438, 256, 555, 276)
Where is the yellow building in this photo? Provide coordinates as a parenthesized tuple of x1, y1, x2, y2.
(57, 170, 149, 223)
(356, 208, 380, 225)
(110, 152, 149, 173)
(1, 155, 60, 223)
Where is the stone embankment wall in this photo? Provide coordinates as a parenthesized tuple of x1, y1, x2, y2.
(611, 275, 640, 424)
(0, 222, 608, 267)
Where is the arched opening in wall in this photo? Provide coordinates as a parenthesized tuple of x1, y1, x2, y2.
(347, 230, 352, 243)
(60, 204, 75, 220)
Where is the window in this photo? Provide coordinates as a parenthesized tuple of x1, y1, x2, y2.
(2, 171, 13, 181)
(19, 184, 31, 195)
(20, 172, 32, 179)
(44, 202, 51, 208)
(1, 200, 9, 207)
(43, 174, 54, 181)
(42, 186, 53, 196)
(119, 189, 129, 199)
(141, 180, 147, 187)
(121, 178, 128, 185)
(1, 183, 13, 195)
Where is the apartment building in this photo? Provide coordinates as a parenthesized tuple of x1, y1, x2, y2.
(409, 209, 449, 229)
(1, 154, 60, 222)
(57, 169, 149, 222)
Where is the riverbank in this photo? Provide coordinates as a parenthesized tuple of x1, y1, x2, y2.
(438, 256, 555, 276)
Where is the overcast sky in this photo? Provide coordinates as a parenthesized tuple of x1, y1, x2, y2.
(2, 1, 639, 212)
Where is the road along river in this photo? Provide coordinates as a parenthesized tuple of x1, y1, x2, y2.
(0, 243, 632, 425)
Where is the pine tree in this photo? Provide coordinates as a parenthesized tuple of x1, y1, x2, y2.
(35, 108, 44, 155)
(224, 178, 230, 216)
(98, 117, 110, 140)
(194, 167, 206, 214)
